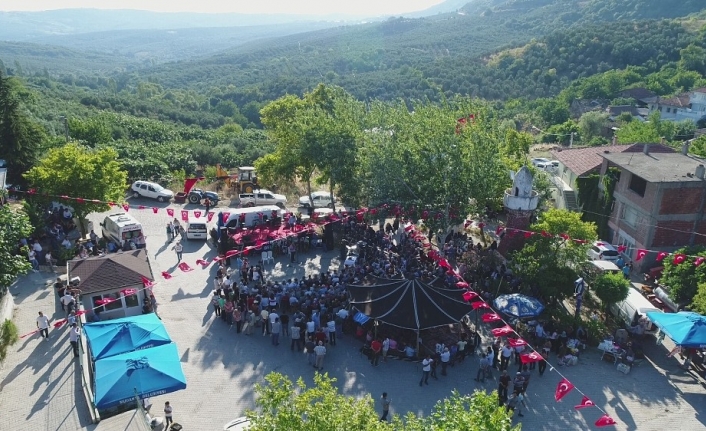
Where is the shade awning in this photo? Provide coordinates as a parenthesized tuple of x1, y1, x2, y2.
(94, 343, 186, 409)
(84, 313, 172, 360)
(646, 311, 706, 348)
(348, 277, 471, 330)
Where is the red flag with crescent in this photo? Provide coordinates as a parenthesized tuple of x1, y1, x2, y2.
(574, 396, 595, 410)
(167, 208, 174, 217)
(555, 378, 574, 401)
(161, 271, 173, 279)
(141, 276, 155, 288)
(635, 249, 648, 261)
(207, 212, 215, 222)
(491, 325, 514, 337)
(695, 257, 705, 267)
(673, 253, 686, 265)
(463, 291, 479, 302)
(471, 301, 490, 310)
(594, 414, 617, 427)
(178, 262, 194, 272)
(507, 338, 528, 347)
(194, 210, 202, 219)
(481, 313, 501, 323)
(656, 251, 668, 262)
(181, 210, 189, 222)
(520, 351, 543, 363)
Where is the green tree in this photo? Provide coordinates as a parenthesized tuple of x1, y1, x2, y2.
(0, 205, 33, 298)
(0, 71, 46, 187)
(578, 111, 609, 143)
(679, 44, 706, 75)
(592, 272, 630, 309)
(246, 372, 518, 431)
(512, 209, 597, 301)
(24, 143, 128, 236)
(689, 135, 706, 158)
(660, 246, 706, 305)
(691, 282, 706, 315)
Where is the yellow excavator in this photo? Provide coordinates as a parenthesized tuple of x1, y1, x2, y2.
(216, 165, 258, 194)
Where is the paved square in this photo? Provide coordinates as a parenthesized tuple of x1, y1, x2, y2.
(1, 202, 705, 431)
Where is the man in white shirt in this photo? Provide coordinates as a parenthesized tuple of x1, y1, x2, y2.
(45, 251, 55, 273)
(28, 250, 40, 272)
(313, 341, 327, 370)
(440, 347, 451, 376)
(36, 311, 50, 339)
(336, 308, 349, 320)
(69, 324, 81, 357)
(32, 241, 43, 254)
(419, 355, 433, 386)
(61, 292, 76, 314)
(501, 343, 514, 371)
(306, 319, 316, 339)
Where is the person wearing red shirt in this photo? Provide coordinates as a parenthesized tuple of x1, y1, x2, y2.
(314, 328, 327, 345)
(371, 339, 383, 367)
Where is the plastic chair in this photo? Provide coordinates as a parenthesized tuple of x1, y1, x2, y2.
(265, 250, 274, 265)
(261, 251, 268, 265)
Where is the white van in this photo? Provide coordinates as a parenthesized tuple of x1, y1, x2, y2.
(609, 287, 662, 332)
(185, 221, 208, 240)
(100, 213, 145, 249)
(222, 205, 283, 229)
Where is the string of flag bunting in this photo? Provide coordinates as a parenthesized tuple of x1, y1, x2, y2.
(407, 223, 618, 428)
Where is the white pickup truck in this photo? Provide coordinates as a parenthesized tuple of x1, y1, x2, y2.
(238, 189, 287, 208)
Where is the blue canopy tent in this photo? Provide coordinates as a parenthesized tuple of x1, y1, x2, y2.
(84, 313, 172, 360)
(94, 343, 187, 410)
(493, 294, 545, 319)
(646, 311, 706, 348)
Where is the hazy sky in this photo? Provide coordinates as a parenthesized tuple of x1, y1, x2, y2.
(0, 1, 447, 16)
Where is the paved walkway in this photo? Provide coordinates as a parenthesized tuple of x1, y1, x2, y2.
(1, 201, 706, 431)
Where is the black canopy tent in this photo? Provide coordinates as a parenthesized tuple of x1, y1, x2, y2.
(348, 277, 472, 351)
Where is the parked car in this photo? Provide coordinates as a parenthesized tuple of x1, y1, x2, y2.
(587, 241, 620, 262)
(535, 160, 559, 171)
(299, 191, 335, 208)
(131, 181, 174, 202)
(188, 188, 219, 205)
(531, 157, 550, 167)
(238, 189, 287, 208)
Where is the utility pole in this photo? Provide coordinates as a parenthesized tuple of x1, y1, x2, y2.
(569, 132, 574, 148)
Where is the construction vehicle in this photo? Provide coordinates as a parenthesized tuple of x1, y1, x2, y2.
(216, 165, 259, 194)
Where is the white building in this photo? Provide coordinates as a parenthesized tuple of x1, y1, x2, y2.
(646, 88, 706, 122)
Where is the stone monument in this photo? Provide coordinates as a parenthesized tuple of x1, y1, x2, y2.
(497, 166, 539, 256)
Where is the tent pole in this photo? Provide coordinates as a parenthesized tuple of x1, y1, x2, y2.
(416, 329, 420, 354)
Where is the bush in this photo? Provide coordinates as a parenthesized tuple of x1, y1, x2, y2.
(0, 319, 20, 360)
(592, 272, 630, 310)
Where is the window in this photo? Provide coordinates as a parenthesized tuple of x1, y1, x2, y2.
(666, 108, 671, 113)
(124, 293, 140, 308)
(93, 292, 123, 312)
(622, 205, 639, 228)
(628, 174, 647, 197)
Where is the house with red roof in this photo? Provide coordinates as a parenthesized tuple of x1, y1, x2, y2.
(645, 88, 706, 122)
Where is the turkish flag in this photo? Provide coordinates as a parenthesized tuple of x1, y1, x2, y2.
(507, 338, 528, 347)
(456, 281, 469, 288)
(673, 253, 687, 265)
(139, 205, 146, 210)
(656, 251, 668, 262)
(122, 204, 130, 212)
(53, 318, 68, 329)
(222, 212, 231, 223)
(76, 198, 85, 204)
(225, 250, 240, 258)
(20, 329, 40, 338)
(524, 231, 533, 239)
(477, 222, 485, 229)
(141, 276, 155, 288)
(207, 212, 215, 222)
(167, 208, 174, 217)
(194, 210, 202, 219)
(121, 288, 137, 296)
(178, 262, 194, 272)
(617, 244, 627, 253)
(520, 351, 543, 363)
(213, 256, 225, 262)
(541, 230, 550, 237)
(463, 291, 479, 302)
(181, 210, 189, 221)
(594, 414, 617, 427)
(196, 259, 211, 268)
(635, 249, 648, 261)
(438, 259, 451, 269)
(559, 233, 569, 240)
(481, 313, 501, 323)
(695, 257, 705, 267)
(491, 325, 514, 337)
(471, 301, 490, 310)
(495, 226, 503, 236)
(161, 271, 173, 279)
(404, 224, 415, 232)
(75, 310, 88, 317)
(555, 378, 574, 401)
(574, 396, 595, 410)
(152, 207, 159, 214)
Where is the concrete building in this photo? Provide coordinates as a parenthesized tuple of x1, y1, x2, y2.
(68, 249, 155, 320)
(549, 143, 673, 212)
(599, 145, 706, 268)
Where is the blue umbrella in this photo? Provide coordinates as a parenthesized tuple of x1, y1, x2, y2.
(84, 314, 172, 360)
(94, 343, 187, 409)
(493, 294, 545, 319)
(646, 311, 706, 348)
